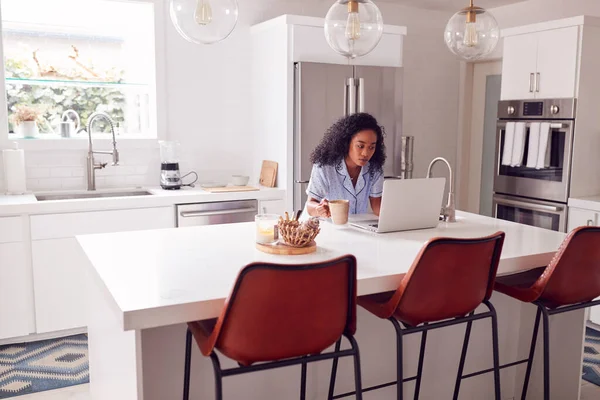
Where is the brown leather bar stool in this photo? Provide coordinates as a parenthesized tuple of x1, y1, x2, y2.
(328, 232, 505, 400)
(182, 255, 363, 400)
(494, 226, 600, 400)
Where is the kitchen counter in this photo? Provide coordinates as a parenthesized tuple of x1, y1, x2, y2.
(79, 211, 565, 331)
(79, 211, 584, 400)
(569, 195, 600, 212)
(0, 186, 285, 216)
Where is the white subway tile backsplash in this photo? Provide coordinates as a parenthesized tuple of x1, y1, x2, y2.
(50, 167, 73, 178)
(61, 177, 85, 190)
(27, 167, 50, 179)
(0, 147, 158, 192)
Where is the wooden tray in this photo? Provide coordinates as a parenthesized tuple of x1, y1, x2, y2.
(202, 186, 259, 193)
(256, 240, 316, 255)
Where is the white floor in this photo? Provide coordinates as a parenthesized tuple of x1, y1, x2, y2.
(8, 381, 600, 400)
(9, 384, 89, 400)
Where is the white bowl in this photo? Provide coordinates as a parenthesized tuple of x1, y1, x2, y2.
(231, 175, 250, 186)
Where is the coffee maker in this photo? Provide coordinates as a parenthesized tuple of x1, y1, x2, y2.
(159, 141, 197, 190)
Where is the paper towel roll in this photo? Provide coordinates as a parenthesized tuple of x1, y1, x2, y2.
(3, 142, 26, 195)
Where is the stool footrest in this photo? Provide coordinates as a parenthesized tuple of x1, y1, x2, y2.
(332, 375, 419, 399)
(461, 358, 530, 380)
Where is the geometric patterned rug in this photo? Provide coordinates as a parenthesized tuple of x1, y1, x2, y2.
(0, 334, 88, 398)
(583, 326, 600, 387)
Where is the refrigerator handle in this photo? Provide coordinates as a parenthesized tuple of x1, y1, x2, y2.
(343, 79, 348, 116)
(357, 78, 365, 113)
(347, 78, 356, 115)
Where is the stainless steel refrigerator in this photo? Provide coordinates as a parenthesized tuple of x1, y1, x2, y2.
(293, 61, 405, 211)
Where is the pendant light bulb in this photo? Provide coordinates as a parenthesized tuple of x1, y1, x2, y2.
(444, 0, 499, 60)
(345, 1, 361, 41)
(194, 0, 212, 25)
(462, 1, 478, 47)
(324, 0, 383, 59)
(463, 23, 478, 47)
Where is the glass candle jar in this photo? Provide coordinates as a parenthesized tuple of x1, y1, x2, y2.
(255, 214, 279, 244)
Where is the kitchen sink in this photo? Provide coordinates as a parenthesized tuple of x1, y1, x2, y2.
(35, 190, 154, 201)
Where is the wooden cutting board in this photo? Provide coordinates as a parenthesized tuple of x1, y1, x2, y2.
(202, 186, 259, 193)
(259, 160, 278, 188)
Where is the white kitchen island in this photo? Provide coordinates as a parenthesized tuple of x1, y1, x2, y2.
(78, 212, 587, 400)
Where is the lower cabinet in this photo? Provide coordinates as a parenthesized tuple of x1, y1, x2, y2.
(259, 199, 286, 216)
(0, 242, 35, 339)
(30, 207, 175, 334)
(568, 207, 600, 326)
(567, 207, 598, 231)
(31, 239, 90, 333)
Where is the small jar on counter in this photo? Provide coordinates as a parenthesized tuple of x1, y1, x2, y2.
(255, 214, 279, 244)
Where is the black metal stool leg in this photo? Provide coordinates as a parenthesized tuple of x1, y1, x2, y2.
(347, 335, 364, 400)
(183, 328, 192, 400)
(540, 305, 551, 400)
(521, 307, 542, 400)
(300, 358, 307, 400)
(327, 339, 342, 400)
(210, 352, 224, 400)
(414, 326, 428, 400)
(389, 318, 404, 400)
(453, 312, 474, 400)
(487, 301, 502, 400)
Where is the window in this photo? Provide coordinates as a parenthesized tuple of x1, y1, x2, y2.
(1, 0, 157, 138)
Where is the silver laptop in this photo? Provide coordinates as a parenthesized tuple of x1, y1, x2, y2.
(350, 177, 446, 233)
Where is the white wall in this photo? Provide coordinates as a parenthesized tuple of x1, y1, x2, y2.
(491, 0, 600, 27)
(1, 0, 461, 192)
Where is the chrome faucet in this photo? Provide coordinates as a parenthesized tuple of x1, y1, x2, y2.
(85, 112, 119, 190)
(427, 157, 456, 222)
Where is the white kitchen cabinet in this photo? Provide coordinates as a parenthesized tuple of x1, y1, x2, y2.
(259, 199, 286, 216)
(567, 207, 598, 231)
(501, 34, 538, 100)
(31, 207, 175, 333)
(0, 242, 35, 339)
(536, 27, 579, 99)
(501, 26, 580, 100)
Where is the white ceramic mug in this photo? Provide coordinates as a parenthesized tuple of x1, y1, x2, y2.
(329, 200, 350, 225)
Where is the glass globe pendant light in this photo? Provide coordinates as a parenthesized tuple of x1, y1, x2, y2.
(444, 0, 500, 61)
(324, 0, 384, 59)
(169, 0, 238, 45)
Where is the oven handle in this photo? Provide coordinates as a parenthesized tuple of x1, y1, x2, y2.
(495, 197, 563, 213)
(497, 122, 566, 129)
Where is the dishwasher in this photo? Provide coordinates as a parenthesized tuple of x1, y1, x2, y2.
(176, 200, 258, 227)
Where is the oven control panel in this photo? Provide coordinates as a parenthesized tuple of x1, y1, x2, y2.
(523, 101, 544, 116)
(497, 99, 576, 120)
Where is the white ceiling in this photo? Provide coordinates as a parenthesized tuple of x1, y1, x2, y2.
(378, 0, 528, 12)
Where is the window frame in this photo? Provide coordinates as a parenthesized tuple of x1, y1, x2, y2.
(0, 0, 167, 150)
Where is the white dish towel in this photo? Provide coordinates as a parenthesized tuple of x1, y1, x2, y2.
(536, 122, 551, 169)
(526, 122, 541, 168)
(511, 122, 527, 167)
(501, 122, 516, 166)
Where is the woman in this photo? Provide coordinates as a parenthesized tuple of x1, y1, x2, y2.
(305, 112, 386, 218)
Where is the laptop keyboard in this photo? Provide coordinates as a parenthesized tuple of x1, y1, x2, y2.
(369, 223, 379, 228)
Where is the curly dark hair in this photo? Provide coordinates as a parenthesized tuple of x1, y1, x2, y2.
(310, 113, 386, 174)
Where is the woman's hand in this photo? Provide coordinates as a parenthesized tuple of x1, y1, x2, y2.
(315, 199, 331, 218)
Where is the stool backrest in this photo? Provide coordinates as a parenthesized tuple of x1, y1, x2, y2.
(536, 226, 600, 306)
(393, 232, 505, 326)
(213, 255, 357, 366)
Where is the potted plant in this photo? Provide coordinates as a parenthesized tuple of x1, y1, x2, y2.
(10, 104, 42, 138)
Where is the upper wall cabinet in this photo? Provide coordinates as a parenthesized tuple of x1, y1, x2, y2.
(501, 25, 579, 100)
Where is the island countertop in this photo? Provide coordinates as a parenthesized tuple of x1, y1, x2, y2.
(77, 211, 566, 332)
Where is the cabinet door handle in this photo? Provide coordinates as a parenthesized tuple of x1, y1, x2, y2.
(529, 73, 534, 93)
(535, 72, 540, 92)
(588, 219, 594, 226)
